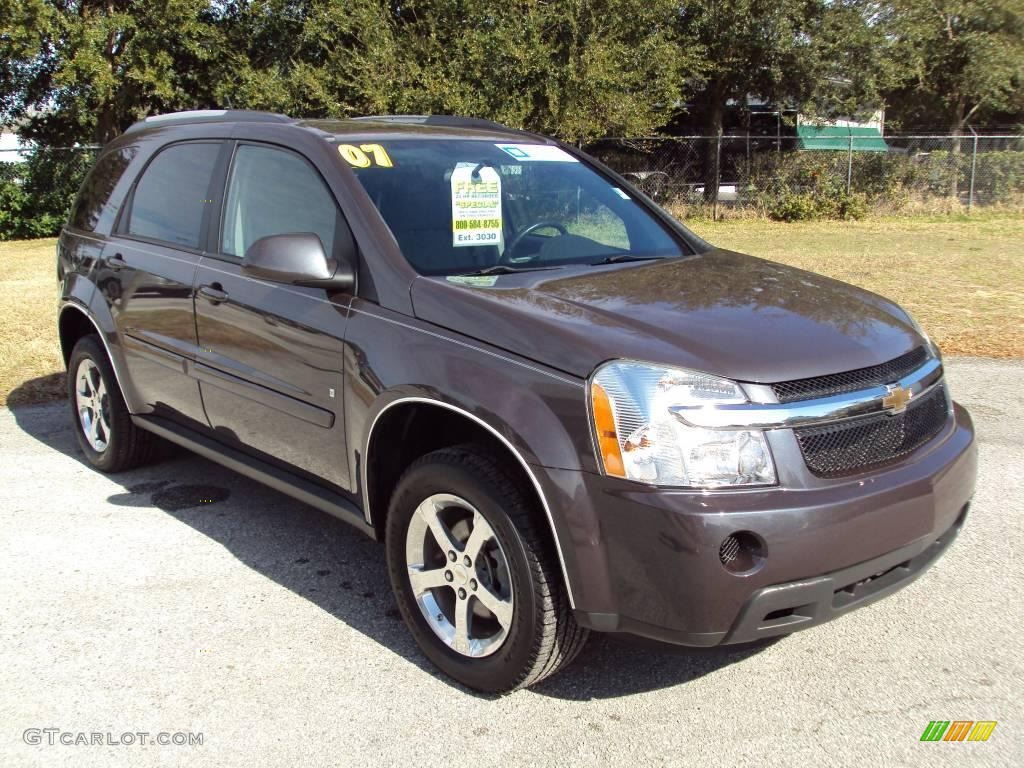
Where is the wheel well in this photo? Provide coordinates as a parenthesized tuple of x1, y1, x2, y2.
(366, 402, 544, 536)
(59, 306, 98, 366)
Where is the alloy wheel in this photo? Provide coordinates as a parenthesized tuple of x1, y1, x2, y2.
(404, 493, 514, 658)
(75, 358, 111, 453)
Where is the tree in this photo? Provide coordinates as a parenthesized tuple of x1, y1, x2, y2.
(2, 1, 694, 144)
(205, 0, 366, 117)
(674, 1, 890, 199)
(212, 0, 691, 142)
(678, 1, 819, 139)
(523, 0, 691, 141)
(0, 1, 224, 146)
(876, 0, 1024, 140)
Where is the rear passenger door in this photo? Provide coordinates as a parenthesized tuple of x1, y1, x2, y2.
(102, 140, 224, 426)
(193, 142, 355, 489)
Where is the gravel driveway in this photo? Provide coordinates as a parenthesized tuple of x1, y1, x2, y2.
(1, 357, 1020, 767)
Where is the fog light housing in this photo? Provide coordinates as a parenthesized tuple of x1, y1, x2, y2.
(719, 531, 765, 574)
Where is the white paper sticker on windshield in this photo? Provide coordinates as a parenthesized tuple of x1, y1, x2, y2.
(612, 187, 631, 199)
(494, 143, 579, 163)
(451, 163, 503, 248)
(446, 275, 499, 287)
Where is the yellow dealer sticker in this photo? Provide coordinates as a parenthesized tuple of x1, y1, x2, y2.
(451, 163, 502, 248)
(338, 143, 393, 168)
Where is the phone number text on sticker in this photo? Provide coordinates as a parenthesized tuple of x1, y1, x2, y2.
(451, 163, 503, 248)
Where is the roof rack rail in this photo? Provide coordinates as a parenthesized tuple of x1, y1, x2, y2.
(352, 114, 524, 133)
(123, 110, 293, 135)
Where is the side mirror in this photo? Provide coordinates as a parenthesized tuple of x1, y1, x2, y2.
(242, 233, 354, 290)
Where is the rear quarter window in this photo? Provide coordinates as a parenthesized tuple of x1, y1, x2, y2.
(68, 147, 138, 232)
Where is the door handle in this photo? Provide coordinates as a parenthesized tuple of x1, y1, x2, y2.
(107, 253, 127, 270)
(198, 283, 229, 304)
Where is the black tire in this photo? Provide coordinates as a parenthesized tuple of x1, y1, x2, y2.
(385, 445, 588, 693)
(67, 335, 158, 473)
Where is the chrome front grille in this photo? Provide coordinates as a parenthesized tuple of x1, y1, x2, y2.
(668, 350, 951, 479)
(794, 383, 950, 478)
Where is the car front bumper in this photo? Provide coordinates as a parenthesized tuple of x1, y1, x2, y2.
(538, 402, 977, 647)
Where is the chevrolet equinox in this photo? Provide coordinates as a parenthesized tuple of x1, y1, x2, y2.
(56, 110, 977, 692)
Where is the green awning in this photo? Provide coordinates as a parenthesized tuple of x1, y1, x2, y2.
(797, 125, 888, 152)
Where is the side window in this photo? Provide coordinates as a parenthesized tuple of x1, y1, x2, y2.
(127, 142, 221, 248)
(221, 144, 338, 258)
(69, 146, 137, 232)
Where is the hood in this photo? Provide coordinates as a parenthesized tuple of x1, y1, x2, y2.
(410, 249, 925, 383)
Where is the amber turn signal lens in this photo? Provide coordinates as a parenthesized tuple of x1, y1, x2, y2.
(591, 382, 625, 478)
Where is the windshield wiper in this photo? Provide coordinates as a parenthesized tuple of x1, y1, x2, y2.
(590, 254, 668, 265)
(455, 264, 562, 276)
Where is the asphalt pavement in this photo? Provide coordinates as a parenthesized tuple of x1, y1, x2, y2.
(1, 357, 1020, 767)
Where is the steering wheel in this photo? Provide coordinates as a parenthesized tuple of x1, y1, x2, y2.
(500, 221, 569, 264)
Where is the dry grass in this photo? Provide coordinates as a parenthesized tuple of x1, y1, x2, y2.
(1, 217, 1022, 406)
(689, 214, 1024, 359)
(0, 239, 64, 407)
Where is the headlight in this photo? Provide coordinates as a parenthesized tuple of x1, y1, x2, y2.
(590, 360, 776, 488)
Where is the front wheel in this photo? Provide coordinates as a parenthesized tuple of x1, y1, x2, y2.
(385, 445, 588, 692)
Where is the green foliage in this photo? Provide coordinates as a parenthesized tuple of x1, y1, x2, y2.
(672, 0, 893, 198)
(761, 188, 868, 222)
(875, 0, 1024, 133)
(741, 146, 1024, 219)
(1, 0, 1021, 234)
(675, 1, 893, 127)
(1, 0, 224, 144)
(1, 1, 692, 145)
(2, 1, 1018, 148)
(0, 149, 96, 240)
(747, 151, 902, 219)
(210, 0, 690, 142)
(766, 191, 820, 221)
(0, 164, 29, 239)
(914, 150, 1024, 202)
(974, 150, 1024, 201)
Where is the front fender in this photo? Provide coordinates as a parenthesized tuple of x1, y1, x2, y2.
(343, 301, 597, 607)
(344, 303, 594, 480)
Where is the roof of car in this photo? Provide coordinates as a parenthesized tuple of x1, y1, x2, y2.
(123, 110, 551, 144)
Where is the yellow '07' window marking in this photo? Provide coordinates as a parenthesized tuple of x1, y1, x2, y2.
(338, 143, 393, 168)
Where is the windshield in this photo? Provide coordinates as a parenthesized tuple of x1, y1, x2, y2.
(345, 139, 685, 276)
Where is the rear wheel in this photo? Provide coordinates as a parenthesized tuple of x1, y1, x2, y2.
(68, 335, 158, 472)
(385, 445, 588, 692)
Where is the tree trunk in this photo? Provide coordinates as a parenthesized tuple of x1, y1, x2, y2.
(702, 81, 725, 204)
(94, 107, 119, 145)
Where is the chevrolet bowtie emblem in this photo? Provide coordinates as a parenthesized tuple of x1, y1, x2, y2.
(882, 384, 912, 414)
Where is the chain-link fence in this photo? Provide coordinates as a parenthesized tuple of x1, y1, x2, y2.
(2, 133, 1023, 239)
(585, 134, 1024, 219)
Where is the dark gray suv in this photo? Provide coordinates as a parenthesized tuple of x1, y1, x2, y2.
(57, 110, 977, 692)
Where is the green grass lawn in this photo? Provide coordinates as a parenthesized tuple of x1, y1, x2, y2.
(0, 239, 64, 407)
(2, 215, 1022, 406)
